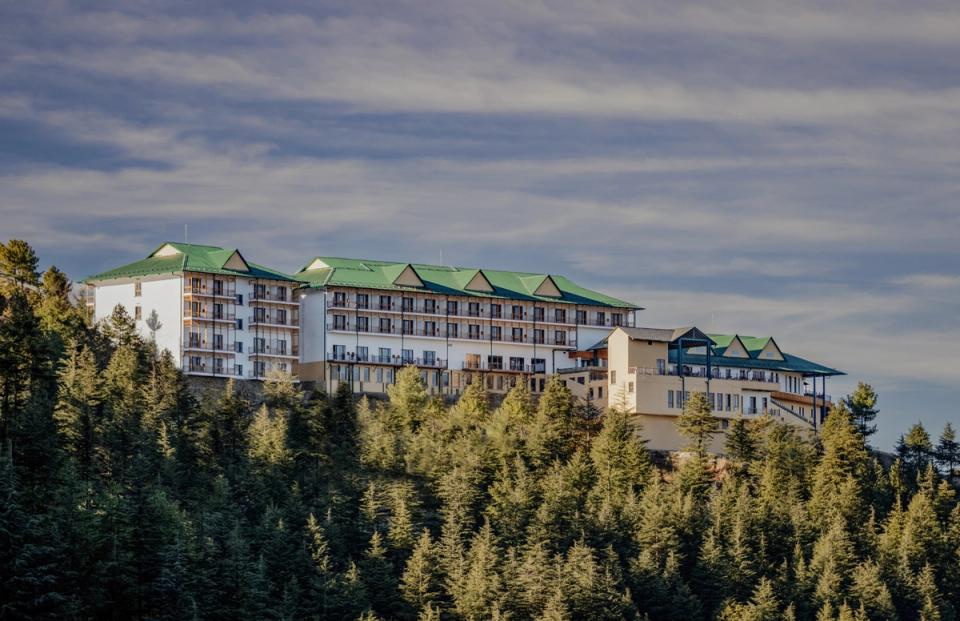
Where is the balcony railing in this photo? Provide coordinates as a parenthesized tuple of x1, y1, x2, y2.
(326, 352, 446, 368)
(249, 314, 299, 327)
(186, 309, 236, 322)
(462, 362, 546, 373)
(251, 341, 299, 357)
(184, 284, 237, 298)
(251, 289, 292, 302)
(326, 300, 634, 327)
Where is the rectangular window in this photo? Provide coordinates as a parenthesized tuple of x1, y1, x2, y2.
(255, 361, 266, 377)
(277, 287, 287, 302)
(191, 277, 202, 293)
(255, 337, 267, 354)
(254, 307, 266, 322)
(236, 364, 243, 377)
(596, 311, 605, 326)
(533, 329, 544, 344)
(402, 349, 414, 364)
(379, 317, 391, 333)
(576, 309, 586, 324)
(424, 320, 436, 336)
(488, 355, 503, 370)
(357, 316, 369, 332)
(612, 313, 623, 326)
(379, 295, 392, 310)
(533, 307, 544, 322)
(447, 323, 459, 338)
(510, 356, 524, 371)
(331, 345, 346, 360)
(465, 353, 481, 369)
(555, 308, 566, 323)
(357, 346, 369, 361)
(531, 358, 546, 373)
(554, 330, 565, 345)
(468, 301, 480, 317)
(213, 334, 223, 350)
(333, 315, 347, 330)
(134, 281, 142, 297)
(423, 298, 436, 313)
(376, 368, 383, 383)
(356, 293, 368, 309)
(235, 293, 243, 305)
(214, 358, 224, 374)
(668, 390, 674, 408)
(254, 284, 266, 299)
(190, 356, 202, 371)
(423, 350, 436, 365)
(447, 300, 458, 315)
(402, 319, 414, 335)
(490, 326, 502, 341)
(611, 370, 616, 384)
(276, 309, 287, 325)
(402, 297, 414, 312)
(511, 327, 523, 342)
(135, 305, 142, 320)
(213, 303, 223, 319)
(189, 332, 201, 347)
(386, 369, 394, 383)
(235, 341, 243, 353)
(236, 318, 243, 330)
(213, 280, 223, 295)
(657, 359, 666, 375)
(363, 367, 371, 382)
(628, 381, 635, 393)
(490, 303, 502, 318)
(468, 324, 481, 340)
(379, 347, 391, 362)
(277, 340, 287, 355)
(512, 305, 523, 320)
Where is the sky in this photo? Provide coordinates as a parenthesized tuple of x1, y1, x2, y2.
(2, 0, 958, 450)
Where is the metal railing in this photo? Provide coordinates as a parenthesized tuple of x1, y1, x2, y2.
(251, 341, 298, 356)
(249, 314, 299, 327)
(462, 361, 546, 373)
(326, 352, 446, 368)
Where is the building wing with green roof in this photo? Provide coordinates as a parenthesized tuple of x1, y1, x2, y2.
(296, 256, 639, 308)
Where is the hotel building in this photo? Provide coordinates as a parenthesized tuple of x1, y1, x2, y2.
(84, 243, 301, 380)
(294, 256, 639, 395)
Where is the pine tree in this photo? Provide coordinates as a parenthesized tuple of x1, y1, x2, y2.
(724, 416, 758, 479)
(676, 391, 718, 457)
(527, 376, 576, 468)
(54, 341, 101, 475)
(361, 531, 398, 615)
(0, 239, 40, 293)
(456, 381, 490, 422)
(400, 529, 441, 615)
(589, 405, 650, 508)
(809, 403, 870, 529)
(845, 382, 879, 440)
(388, 365, 430, 430)
(454, 521, 502, 619)
(935, 422, 959, 480)
(897, 423, 933, 474)
(247, 405, 291, 468)
(850, 560, 897, 620)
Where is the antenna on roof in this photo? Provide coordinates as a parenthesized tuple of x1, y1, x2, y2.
(184, 224, 188, 245)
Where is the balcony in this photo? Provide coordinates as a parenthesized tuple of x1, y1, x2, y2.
(462, 361, 546, 373)
(250, 290, 297, 305)
(184, 283, 237, 299)
(185, 309, 236, 323)
(326, 352, 446, 368)
(250, 341, 299, 358)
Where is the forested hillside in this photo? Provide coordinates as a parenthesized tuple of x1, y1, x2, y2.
(1, 239, 958, 621)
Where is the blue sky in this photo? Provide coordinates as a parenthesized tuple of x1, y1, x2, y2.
(2, 1, 958, 450)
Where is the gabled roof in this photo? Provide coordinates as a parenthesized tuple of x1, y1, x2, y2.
(297, 256, 639, 308)
(84, 242, 297, 283)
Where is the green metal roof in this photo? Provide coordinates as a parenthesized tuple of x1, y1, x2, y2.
(670, 349, 844, 377)
(297, 256, 639, 309)
(84, 242, 298, 283)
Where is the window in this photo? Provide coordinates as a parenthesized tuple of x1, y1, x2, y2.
(554, 330, 565, 345)
(190, 356, 202, 371)
(255, 361, 266, 377)
(762, 397, 768, 413)
(213, 280, 223, 295)
(276, 287, 286, 302)
(402, 349, 414, 364)
(657, 359, 666, 375)
(357, 316, 369, 332)
(191, 277, 202, 293)
(576, 309, 586, 324)
(386, 369, 394, 383)
(255, 337, 267, 354)
(490, 326, 502, 341)
(402, 297, 414, 312)
(331, 345, 346, 360)
(511, 327, 523, 342)
(511, 305, 523, 319)
(213, 303, 224, 319)
(668, 390, 674, 408)
(189, 332, 201, 347)
(490, 303, 502, 318)
(424, 299, 436, 313)
(465, 353, 481, 369)
(356, 293, 369, 309)
(254, 284, 266, 299)
(236, 318, 243, 330)
(379, 347, 391, 362)
(423, 350, 436, 365)
(363, 367, 371, 382)
(555, 308, 566, 323)
(468, 324, 481, 340)
(402, 319, 414, 335)
(722, 419, 730, 430)
(214, 358, 224, 374)
(468, 302, 480, 317)
(612, 313, 623, 326)
(376, 368, 383, 383)
(488, 355, 503, 370)
(134, 281, 142, 297)
(357, 346, 369, 361)
(332, 291, 346, 307)
(379, 317, 391, 333)
(533, 307, 544, 322)
(254, 307, 266, 322)
(276, 309, 287, 325)
(510, 357, 524, 371)
(447, 300, 458, 315)
(533, 329, 544, 344)
(447, 323, 459, 338)
(213, 334, 223, 350)
(135, 305, 142, 320)
(424, 320, 436, 336)
(379, 295, 392, 310)
(333, 315, 347, 330)
(235, 341, 243, 353)
(596, 311, 605, 326)
(236, 364, 243, 377)
(277, 340, 287, 355)
(628, 381, 635, 393)
(235, 294, 243, 305)
(531, 358, 546, 373)
(611, 370, 616, 384)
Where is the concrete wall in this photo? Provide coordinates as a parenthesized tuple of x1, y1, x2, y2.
(94, 275, 183, 364)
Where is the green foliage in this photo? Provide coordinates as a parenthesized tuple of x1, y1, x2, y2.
(2, 239, 959, 621)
